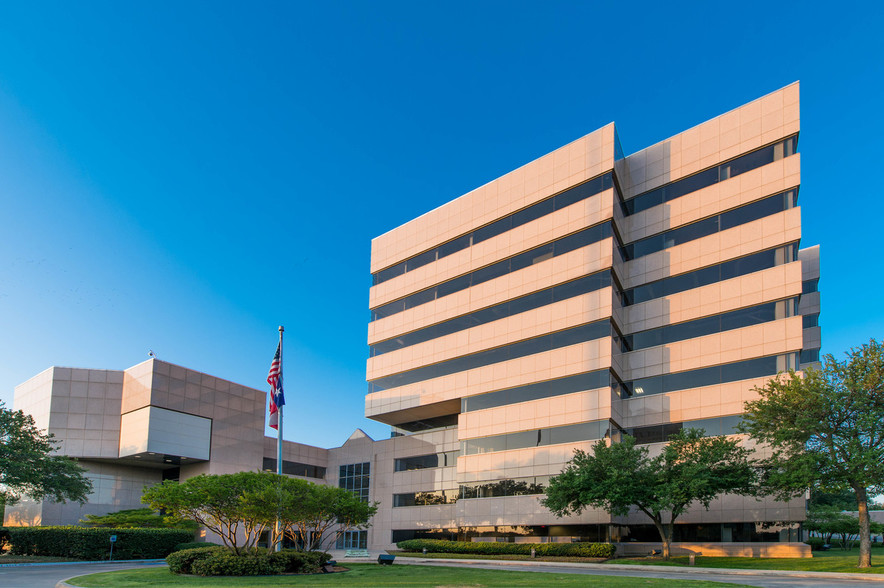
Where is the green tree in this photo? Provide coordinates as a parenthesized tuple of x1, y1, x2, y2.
(80, 507, 198, 530)
(141, 471, 270, 554)
(541, 429, 756, 559)
(0, 402, 92, 507)
(247, 476, 377, 552)
(740, 339, 884, 568)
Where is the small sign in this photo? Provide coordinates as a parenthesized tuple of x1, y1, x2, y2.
(109, 535, 117, 543)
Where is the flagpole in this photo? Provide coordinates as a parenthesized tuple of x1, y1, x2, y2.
(275, 325, 284, 552)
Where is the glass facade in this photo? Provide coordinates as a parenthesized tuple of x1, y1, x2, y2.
(460, 476, 549, 499)
(369, 319, 611, 393)
(621, 190, 797, 261)
(392, 489, 459, 506)
(262, 458, 326, 479)
(371, 270, 612, 356)
(394, 451, 460, 471)
(620, 244, 797, 306)
(370, 221, 613, 322)
(462, 369, 610, 412)
(339, 462, 370, 502)
(461, 420, 608, 456)
(619, 298, 799, 353)
(371, 172, 614, 286)
(623, 135, 797, 215)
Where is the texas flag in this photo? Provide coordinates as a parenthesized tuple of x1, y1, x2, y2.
(267, 341, 285, 430)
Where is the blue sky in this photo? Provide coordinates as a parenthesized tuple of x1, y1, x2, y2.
(0, 2, 881, 448)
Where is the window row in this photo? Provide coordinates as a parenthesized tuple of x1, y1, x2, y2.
(621, 189, 797, 261)
(802, 278, 819, 294)
(803, 313, 820, 329)
(368, 320, 611, 393)
(390, 414, 459, 436)
(459, 475, 550, 499)
(371, 271, 612, 356)
(339, 462, 371, 502)
(370, 222, 613, 322)
(623, 135, 798, 215)
(461, 369, 610, 413)
(800, 348, 821, 364)
(261, 458, 326, 479)
(392, 489, 459, 507)
(372, 173, 614, 286)
(621, 244, 797, 306)
(617, 352, 799, 399)
(394, 450, 460, 472)
(618, 298, 798, 353)
(460, 419, 608, 456)
(621, 415, 743, 445)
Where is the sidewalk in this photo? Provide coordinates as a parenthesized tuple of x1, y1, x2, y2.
(387, 554, 884, 584)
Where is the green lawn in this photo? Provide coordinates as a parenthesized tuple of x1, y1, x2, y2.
(67, 563, 753, 587)
(611, 548, 884, 573)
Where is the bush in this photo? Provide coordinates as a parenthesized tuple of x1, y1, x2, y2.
(269, 549, 331, 573)
(6, 527, 194, 560)
(396, 538, 615, 558)
(166, 546, 226, 574)
(173, 541, 221, 552)
(0, 527, 9, 550)
(805, 537, 825, 551)
(190, 550, 284, 576)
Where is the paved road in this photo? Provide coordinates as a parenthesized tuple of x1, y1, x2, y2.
(393, 557, 884, 588)
(3, 557, 884, 588)
(0, 561, 166, 588)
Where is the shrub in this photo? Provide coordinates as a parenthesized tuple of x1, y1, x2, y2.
(6, 527, 193, 559)
(396, 538, 615, 558)
(173, 541, 221, 552)
(166, 546, 226, 574)
(269, 549, 331, 573)
(0, 527, 9, 550)
(805, 537, 825, 551)
(190, 550, 284, 576)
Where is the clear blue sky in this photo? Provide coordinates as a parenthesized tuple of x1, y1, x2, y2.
(0, 2, 881, 448)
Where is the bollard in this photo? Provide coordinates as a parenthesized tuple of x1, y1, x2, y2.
(423, 548, 427, 555)
(689, 554, 695, 566)
(531, 548, 536, 559)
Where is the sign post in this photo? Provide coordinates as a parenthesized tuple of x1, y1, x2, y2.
(109, 534, 117, 561)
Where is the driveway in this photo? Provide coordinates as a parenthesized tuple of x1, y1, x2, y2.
(0, 560, 166, 588)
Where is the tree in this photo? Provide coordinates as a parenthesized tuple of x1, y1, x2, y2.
(0, 402, 92, 507)
(141, 471, 270, 554)
(247, 476, 378, 552)
(542, 429, 756, 559)
(740, 339, 884, 568)
(80, 507, 198, 530)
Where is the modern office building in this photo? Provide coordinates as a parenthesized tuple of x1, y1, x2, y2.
(6, 83, 819, 556)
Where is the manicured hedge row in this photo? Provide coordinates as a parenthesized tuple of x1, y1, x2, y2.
(397, 538, 616, 558)
(6, 526, 194, 560)
(167, 547, 332, 576)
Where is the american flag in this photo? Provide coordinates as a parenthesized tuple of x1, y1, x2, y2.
(267, 341, 285, 430)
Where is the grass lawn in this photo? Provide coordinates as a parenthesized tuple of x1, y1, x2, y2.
(611, 547, 884, 573)
(66, 563, 754, 587)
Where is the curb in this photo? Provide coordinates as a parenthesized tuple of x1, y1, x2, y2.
(0, 558, 165, 568)
(393, 556, 884, 582)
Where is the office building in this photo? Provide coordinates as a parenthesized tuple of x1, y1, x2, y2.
(6, 83, 819, 556)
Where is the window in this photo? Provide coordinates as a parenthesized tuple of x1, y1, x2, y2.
(335, 530, 367, 549)
(461, 420, 608, 456)
(339, 462, 370, 502)
(394, 451, 460, 471)
(623, 135, 798, 215)
(370, 222, 613, 322)
(369, 320, 611, 393)
(371, 173, 613, 286)
(262, 458, 326, 479)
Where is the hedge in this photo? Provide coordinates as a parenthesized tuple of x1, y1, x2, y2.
(270, 549, 332, 573)
(173, 541, 222, 552)
(396, 538, 616, 558)
(6, 527, 194, 560)
(167, 546, 227, 574)
(190, 551, 285, 576)
(805, 537, 825, 551)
